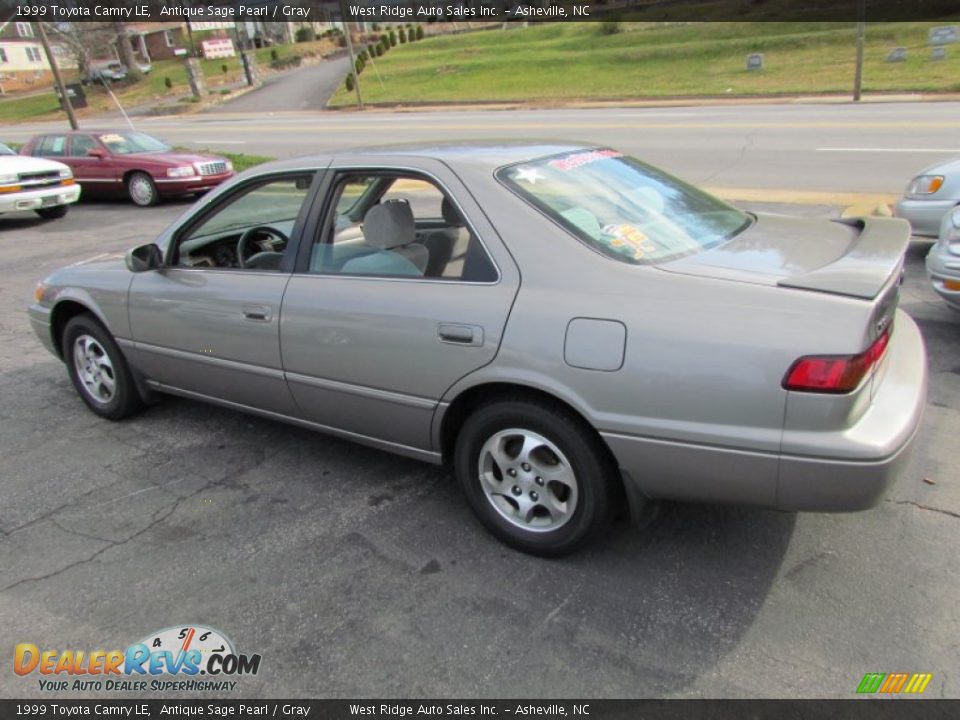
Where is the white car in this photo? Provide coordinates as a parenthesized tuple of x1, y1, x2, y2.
(0, 142, 81, 220)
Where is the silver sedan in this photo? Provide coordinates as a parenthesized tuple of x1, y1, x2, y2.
(29, 143, 928, 556)
(926, 205, 960, 311)
(896, 156, 960, 237)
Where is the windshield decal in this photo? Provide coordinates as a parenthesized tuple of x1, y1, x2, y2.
(601, 224, 656, 260)
(548, 149, 622, 172)
(513, 167, 543, 185)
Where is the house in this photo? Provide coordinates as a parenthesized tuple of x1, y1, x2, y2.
(0, 20, 76, 94)
(122, 22, 190, 62)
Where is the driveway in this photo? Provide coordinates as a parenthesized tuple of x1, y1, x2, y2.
(215, 56, 351, 113)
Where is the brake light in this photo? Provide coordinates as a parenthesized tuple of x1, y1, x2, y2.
(783, 328, 891, 393)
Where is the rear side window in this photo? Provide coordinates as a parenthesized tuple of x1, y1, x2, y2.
(36, 135, 67, 157)
(497, 150, 752, 265)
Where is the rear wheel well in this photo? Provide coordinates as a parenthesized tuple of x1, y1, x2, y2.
(50, 301, 96, 359)
(440, 383, 610, 465)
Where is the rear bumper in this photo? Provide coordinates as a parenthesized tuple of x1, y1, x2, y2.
(154, 173, 233, 196)
(894, 197, 955, 237)
(0, 184, 81, 214)
(604, 311, 927, 513)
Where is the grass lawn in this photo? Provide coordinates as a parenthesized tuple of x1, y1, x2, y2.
(329, 21, 960, 106)
(0, 38, 337, 124)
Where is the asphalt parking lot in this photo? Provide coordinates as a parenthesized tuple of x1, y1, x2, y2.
(1, 198, 958, 699)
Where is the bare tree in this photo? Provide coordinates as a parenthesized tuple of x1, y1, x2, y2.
(44, 22, 117, 80)
(113, 22, 144, 81)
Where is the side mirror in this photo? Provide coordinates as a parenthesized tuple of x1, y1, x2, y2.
(125, 244, 163, 273)
(87, 148, 106, 159)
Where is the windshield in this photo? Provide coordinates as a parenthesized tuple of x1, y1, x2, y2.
(0, 143, 14, 156)
(498, 150, 752, 265)
(98, 132, 170, 155)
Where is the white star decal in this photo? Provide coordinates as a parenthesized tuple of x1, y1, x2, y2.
(514, 167, 543, 185)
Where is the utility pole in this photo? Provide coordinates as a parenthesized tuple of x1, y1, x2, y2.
(339, 0, 363, 110)
(853, 0, 866, 102)
(35, 22, 78, 130)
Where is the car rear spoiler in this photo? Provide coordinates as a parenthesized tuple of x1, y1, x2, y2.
(777, 217, 910, 300)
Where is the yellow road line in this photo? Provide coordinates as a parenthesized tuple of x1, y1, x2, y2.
(706, 187, 898, 206)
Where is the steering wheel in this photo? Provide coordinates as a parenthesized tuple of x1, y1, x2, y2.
(236, 225, 289, 268)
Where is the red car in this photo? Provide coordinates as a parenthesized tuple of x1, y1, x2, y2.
(22, 130, 234, 207)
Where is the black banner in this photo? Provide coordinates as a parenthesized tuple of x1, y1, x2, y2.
(0, 700, 958, 719)
(1, 0, 959, 23)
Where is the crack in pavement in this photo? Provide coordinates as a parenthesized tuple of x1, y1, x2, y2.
(0, 454, 275, 594)
(886, 499, 960, 520)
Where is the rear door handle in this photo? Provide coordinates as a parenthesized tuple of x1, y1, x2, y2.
(242, 305, 272, 322)
(438, 323, 483, 346)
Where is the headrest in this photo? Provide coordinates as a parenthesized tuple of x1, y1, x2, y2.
(441, 196, 463, 227)
(363, 200, 415, 250)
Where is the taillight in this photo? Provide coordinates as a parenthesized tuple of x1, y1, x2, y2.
(783, 328, 891, 394)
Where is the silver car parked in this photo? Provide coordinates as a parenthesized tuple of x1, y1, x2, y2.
(926, 205, 960, 311)
(29, 143, 928, 556)
(895, 156, 960, 237)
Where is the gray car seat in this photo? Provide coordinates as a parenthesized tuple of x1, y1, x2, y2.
(422, 197, 464, 277)
(341, 200, 428, 276)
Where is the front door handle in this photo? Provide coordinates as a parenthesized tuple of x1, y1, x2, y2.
(242, 304, 272, 322)
(438, 323, 483, 346)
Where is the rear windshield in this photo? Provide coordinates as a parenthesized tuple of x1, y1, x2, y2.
(497, 150, 752, 265)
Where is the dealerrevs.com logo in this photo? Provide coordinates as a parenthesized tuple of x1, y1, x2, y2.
(14, 625, 261, 693)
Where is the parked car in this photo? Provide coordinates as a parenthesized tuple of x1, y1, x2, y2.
(925, 206, 960, 311)
(895, 156, 960, 237)
(137, 62, 152, 75)
(22, 130, 234, 207)
(86, 60, 128, 84)
(28, 143, 928, 555)
(0, 141, 80, 220)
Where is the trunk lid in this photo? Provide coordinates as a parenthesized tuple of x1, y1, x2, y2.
(660, 213, 910, 300)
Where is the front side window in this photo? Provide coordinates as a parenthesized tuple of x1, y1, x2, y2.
(174, 174, 313, 270)
(98, 132, 170, 155)
(69, 135, 98, 157)
(309, 173, 497, 281)
(498, 149, 751, 265)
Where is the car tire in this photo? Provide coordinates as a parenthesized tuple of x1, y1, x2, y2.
(126, 172, 159, 207)
(63, 314, 144, 421)
(454, 397, 616, 556)
(35, 205, 69, 220)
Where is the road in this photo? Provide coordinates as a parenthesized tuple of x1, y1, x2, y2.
(213, 56, 351, 113)
(4, 100, 958, 201)
(0, 194, 958, 699)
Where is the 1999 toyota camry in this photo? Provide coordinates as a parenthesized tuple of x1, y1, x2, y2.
(29, 143, 928, 556)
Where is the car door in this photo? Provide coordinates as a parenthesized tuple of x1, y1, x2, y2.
(280, 159, 520, 453)
(127, 171, 319, 415)
(66, 134, 119, 194)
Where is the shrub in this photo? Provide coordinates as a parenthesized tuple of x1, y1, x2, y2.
(389, 30, 397, 47)
(345, 74, 354, 92)
(599, 21, 621, 35)
(270, 48, 279, 61)
(379, 38, 388, 54)
(358, 49, 368, 62)
(372, 23, 380, 31)
(416, 25, 424, 40)
(295, 26, 315, 43)
(399, 28, 407, 44)
(163, 76, 173, 89)
(355, 58, 364, 75)
(221, 63, 228, 74)
(374, 44, 383, 57)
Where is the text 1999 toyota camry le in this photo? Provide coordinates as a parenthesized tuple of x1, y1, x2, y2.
(29, 143, 927, 556)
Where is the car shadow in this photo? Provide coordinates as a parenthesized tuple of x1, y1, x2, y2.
(1, 359, 796, 697)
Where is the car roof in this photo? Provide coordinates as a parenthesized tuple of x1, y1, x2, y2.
(256, 141, 601, 174)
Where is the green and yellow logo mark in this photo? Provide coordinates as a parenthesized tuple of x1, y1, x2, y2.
(857, 672, 932, 694)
